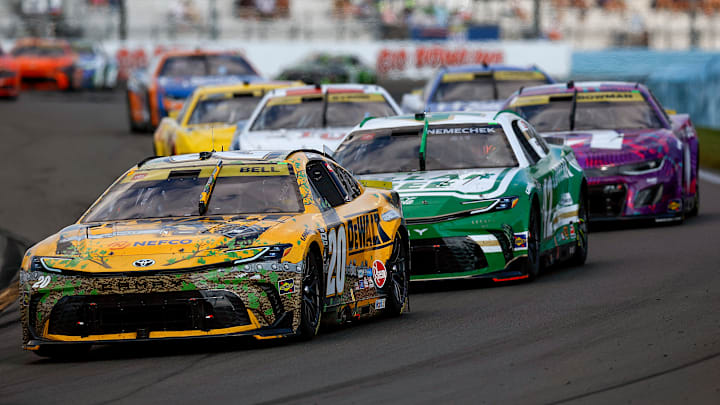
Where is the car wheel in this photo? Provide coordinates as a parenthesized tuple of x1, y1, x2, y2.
(297, 251, 322, 340)
(524, 205, 541, 280)
(34, 344, 91, 359)
(385, 231, 409, 317)
(126, 91, 144, 133)
(689, 180, 699, 217)
(569, 190, 588, 266)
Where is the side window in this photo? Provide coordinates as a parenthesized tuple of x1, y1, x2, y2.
(332, 163, 362, 200)
(512, 120, 540, 165)
(306, 160, 347, 207)
(646, 88, 671, 126)
(528, 124, 550, 155)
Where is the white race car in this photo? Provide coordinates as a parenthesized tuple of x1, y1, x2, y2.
(230, 84, 402, 152)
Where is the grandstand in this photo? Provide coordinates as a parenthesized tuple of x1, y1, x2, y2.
(3, 0, 720, 50)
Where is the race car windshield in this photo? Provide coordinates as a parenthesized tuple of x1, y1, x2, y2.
(71, 44, 95, 54)
(335, 124, 518, 175)
(159, 55, 256, 77)
(512, 92, 664, 132)
(249, 93, 397, 131)
(11, 46, 67, 57)
(187, 96, 260, 125)
(82, 165, 303, 221)
(432, 76, 495, 102)
(431, 72, 547, 103)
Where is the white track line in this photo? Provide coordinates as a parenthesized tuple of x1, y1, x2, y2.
(699, 169, 720, 185)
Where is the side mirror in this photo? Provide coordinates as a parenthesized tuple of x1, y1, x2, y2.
(401, 92, 425, 114)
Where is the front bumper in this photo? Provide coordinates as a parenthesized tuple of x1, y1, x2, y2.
(407, 231, 521, 281)
(20, 259, 303, 348)
(0, 73, 19, 96)
(587, 170, 683, 221)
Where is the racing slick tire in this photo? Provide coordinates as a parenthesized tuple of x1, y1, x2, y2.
(569, 190, 589, 266)
(296, 250, 322, 340)
(34, 344, 91, 359)
(385, 231, 409, 317)
(524, 204, 541, 280)
(689, 178, 699, 217)
(126, 90, 145, 133)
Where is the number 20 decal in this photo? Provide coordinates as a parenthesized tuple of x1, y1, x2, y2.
(326, 225, 347, 297)
(32, 275, 52, 289)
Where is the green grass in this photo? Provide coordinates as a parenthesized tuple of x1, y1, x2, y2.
(697, 127, 720, 170)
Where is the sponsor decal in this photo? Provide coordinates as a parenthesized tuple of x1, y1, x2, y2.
(277, 278, 295, 295)
(414, 228, 428, 236)
(108, 241, 130, 250)
(372, 260, 387, 288)
(375, 298, 386, 310)
(514, 234, 527, 249)
(359, 279, 365, 289)
(590, 130, 624, 150)
(133, 259, 155, 267)
(426, 126, 496, 135)
(569, 225, 576, 239)
(668, 199, 682, 212)
(345, 211, 392, 252)
(133, 239, 193, 247)
(131, 173, 147, 180)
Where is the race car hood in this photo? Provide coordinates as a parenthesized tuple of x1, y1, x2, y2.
(158, 74, 262, 98)
(427, 100, 504, 113)
(29, 215, 301, 274)
(358, 167, 522, 219)
(542, 128, 681, 169)
(15, 55, 75, 70)
(239, 128, 350, 152)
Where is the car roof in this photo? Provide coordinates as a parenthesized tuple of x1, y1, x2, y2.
(440, 64, 545, 74)
(159, 49, 243, 57)
(13, 37, 71, 48)
(514, 81, 647, 97)
(356, 111, 500, 131)
(136, 150, 327, 170)
(264, 84, 390, 98)
(193, 81, 303, 96)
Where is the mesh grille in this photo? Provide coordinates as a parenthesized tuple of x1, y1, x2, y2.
(588, 184, 626, 218)
(410, 237, 488, 276)
(47, 290, 250, 337)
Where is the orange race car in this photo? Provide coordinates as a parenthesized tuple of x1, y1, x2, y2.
(11, 38, 77, 91)
(0, 45, 20, 99)
(126, 49, 263, 132)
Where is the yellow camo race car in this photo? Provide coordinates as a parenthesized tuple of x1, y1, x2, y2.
(153, 81, 303, 156)
(20, 150, 410, 357)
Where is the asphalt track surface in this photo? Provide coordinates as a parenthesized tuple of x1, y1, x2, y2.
(1, 92, 719, 405)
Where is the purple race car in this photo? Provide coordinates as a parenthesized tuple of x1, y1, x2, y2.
(504, 81, 699, 222)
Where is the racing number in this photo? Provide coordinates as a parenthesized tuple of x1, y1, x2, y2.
(32, 275, 51, 289)
(542, 177, 554, 239)
(326, 225, 347, 297)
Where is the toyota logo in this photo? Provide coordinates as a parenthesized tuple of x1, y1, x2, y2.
(133, 259, 155, 267)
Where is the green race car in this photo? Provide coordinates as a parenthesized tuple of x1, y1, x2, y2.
(334, 111, 588, 282)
